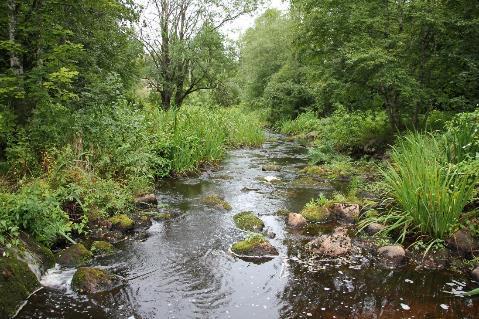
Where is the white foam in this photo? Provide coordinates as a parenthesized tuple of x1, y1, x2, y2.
(40, 264, 76, 292)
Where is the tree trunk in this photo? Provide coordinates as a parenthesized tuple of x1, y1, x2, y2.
(7, 0, 23, 75)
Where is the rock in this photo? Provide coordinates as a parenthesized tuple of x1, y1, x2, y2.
(0, 257, 40, 318)
(71, 267, 123, 294)
(307, 227, 352, 257)
(263, 175, 281, 183)
(16, 232, 55, 278)
(287, 213, 307, 228)
(134, 193, 158, 207)
(301, 204, 330, 222)
(330, 203, 360, 223)
(306, 131, 319, 140)
(472, 267, 479, 281)
(447, 229, 479, 256)
(233, 212, 264, 232)
(108, 214, 135, 232)
(56, 243, 93, 267)
(266, 231, 276, 239)
(90, 241, 114, 256)
(231, 235, 278, 257)
(262, 164, 281, 172)
(365, 222, 386, 235)
(152, 212, 174, 221)
(201, 194, 232, 210)
(377, 245, 406, 267)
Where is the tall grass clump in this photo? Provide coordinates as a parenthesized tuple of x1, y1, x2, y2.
(280, 111, 320, 135)
(382, 134, 476, 240)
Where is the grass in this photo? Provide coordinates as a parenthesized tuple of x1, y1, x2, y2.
(362, 133, 477, 241)
(233, 212, 264, 231)
(300, 196, 331, 222)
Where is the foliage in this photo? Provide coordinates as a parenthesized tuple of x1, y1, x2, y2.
(365, 130, 477, 241)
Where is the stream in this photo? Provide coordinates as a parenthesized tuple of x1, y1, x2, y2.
(16, 134, 479, 318)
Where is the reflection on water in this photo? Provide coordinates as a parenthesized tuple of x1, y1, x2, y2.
(17, 134, 479, 318)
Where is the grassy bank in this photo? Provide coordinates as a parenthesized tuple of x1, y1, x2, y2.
(0, 103, 266, 247)
(280, 109, 479, 246)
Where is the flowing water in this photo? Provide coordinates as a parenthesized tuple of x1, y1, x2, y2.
(16, 134, 479, 318)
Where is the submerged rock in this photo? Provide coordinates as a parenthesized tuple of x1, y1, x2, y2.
(108, 214, 135, 232)
(134, 193, 158, 208)
(472, 267, 479, 281)
(231, 235, 278, 257)
(307, 227, 352, 257)
(365, 222, 386, 235)
(447, 229, 478, 256)
(377, 245, 406, 268)
(233, 211, 264, 232)
(262, 164, 281, 172)
(287, 213, 307, 228)
(90, 241, 114, 256)
(201, 194, 232, 210)
(72, 267, 123, 294)
(330, 203, 360, 223)
(56, 243, 93, 267)
(0, 257, 40, 318)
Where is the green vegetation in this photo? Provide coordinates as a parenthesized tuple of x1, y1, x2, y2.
(201, 194, 232, 210)
(233, 212, 264, 232)
(90, 241, 114, 255)
(231, 234, 267, 254)
(108, 214, 134, 232)
(55, 243, 92, 267)
(300, 197, 331, 222)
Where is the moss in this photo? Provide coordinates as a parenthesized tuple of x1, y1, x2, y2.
(301, 204, 330, 222)
(18, 232, 55, 270)
(154, 212, 174, 220)
(233, 212, 264, 232)
(56, 243, 93, 267)
(201, 194, 232, 210)
(292, 176, 327, 187)
(90, 241, 114, 255)
(108, 214, 134, 231)
(231, 234, 267, 254)
(301, 165, 330, 176)
(0, 257, 40, 318)
(275, 209, 291, 217)
(72, 267, 121, 294)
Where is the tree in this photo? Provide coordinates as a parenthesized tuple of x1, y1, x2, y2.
(139, 0, 259, 109)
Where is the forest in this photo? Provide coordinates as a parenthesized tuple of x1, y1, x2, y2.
(0, 0, 478, 318)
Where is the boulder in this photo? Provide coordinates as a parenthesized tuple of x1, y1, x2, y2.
(447, 229, 479, 256)
(90, 241, 114, 256)
(0, 257, 40, 318)
(472, 267, 479, 282)
(301, 205, 330, 223)
(56, 243, 92, 267)
(377, 245, 406, 268)
(233, 212, 264, 232)
(134, 193, 158, 207)
(16, 232, 55, 278)
(287, 213, 307, 228)
(307, 227, 352, 257)
(231, 235, 278, 257)
(72, 267, 123, 294)
(365, 222, 386, 235)
(108, 214, 135, 232)
(330, 203, 360, 223)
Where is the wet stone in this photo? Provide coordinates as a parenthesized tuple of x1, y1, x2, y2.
(287, 213, 307, 228)
(201, 194, 232, 210)
(472, 266, 479, 281)
(447, 229, 479, 256)
(262, 164, 281, 172)
(377, 245, 406, 268)
(365, 222, 386, 235)
(307, 227, 352, 257)
(90, 241, 114, 256)
(231, 235, 278, 258)
(134, 193, 158, 208)
(108, 214, 135, 232)
(71, 267, 123, 294)
(330, 203, 360, 223)
(233, 211, 264, 232)
(56, 243, 92, 267)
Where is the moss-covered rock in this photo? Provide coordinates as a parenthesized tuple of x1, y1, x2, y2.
(71, 267, 123, 294)
(301, 204, 330, 222)
(231, 234, 278, 257)
(0, 257, 40, 318)
(301, 165, 329, 176)
(153, 212, 174, 220)
(108, 214, 135, 232)
(56, 243, 92, 267)
(17, 232, 55, 277)
(90, 241, 114, 255)
(201, 194, 232, 210)
(233, 212, 264, 232)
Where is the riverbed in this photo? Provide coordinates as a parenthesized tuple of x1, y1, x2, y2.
(16, 134, 479, 318)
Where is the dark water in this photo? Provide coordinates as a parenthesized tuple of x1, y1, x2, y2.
(17, 135, 479, 319)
